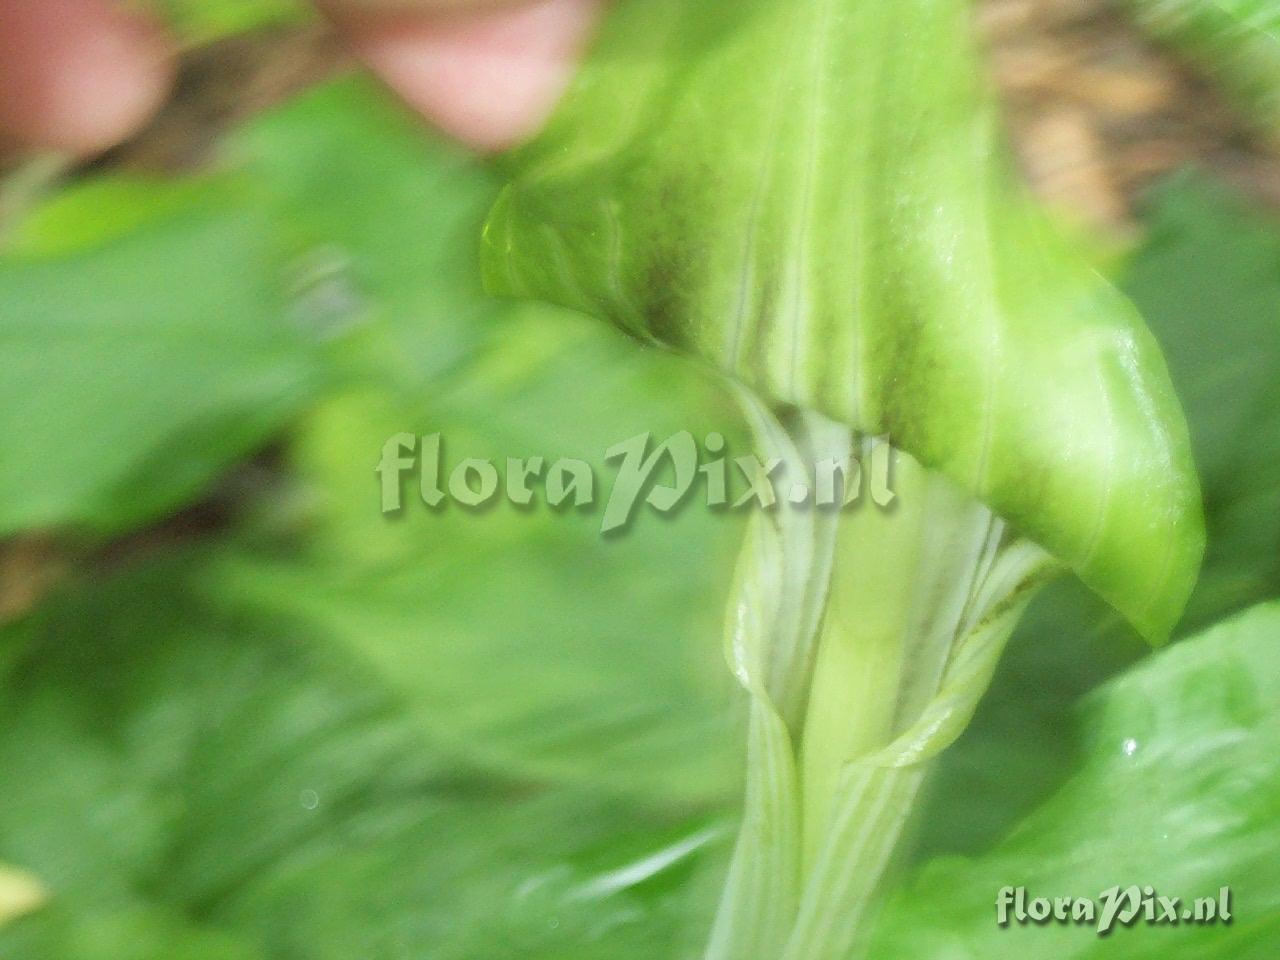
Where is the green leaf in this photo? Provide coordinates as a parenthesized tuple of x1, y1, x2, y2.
(0, 269, 751, 952)
(482, 0, 1204, 642)
(240, 299, 750, 807)
(205, 78, 750, 807)
(1121, 0, 1280, 140)
(225, 76, 506, 394)
(0, 77, 509, 538)
(0, 175, 322, 536)
(871, 600, 1280, 958)
(0, 553, 727, 960)
(0, 241, 751, 949)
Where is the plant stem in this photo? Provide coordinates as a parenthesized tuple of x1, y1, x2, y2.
(708, 406, 1054, 959)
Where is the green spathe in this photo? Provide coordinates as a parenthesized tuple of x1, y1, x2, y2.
(483, 0, 1205, 642)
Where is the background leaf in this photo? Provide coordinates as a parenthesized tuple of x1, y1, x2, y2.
(0, 77, 506, 540)
(0, 177, 321, 536)
(225, 78, 507, 395)
(0, 555, 727, 960)
(0, 75, 752, 958)
(871, 600, 1280, 958)
(220, 79, 753, 806)
(221, 314, 751, 808)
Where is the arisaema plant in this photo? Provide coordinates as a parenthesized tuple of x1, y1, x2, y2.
(481, 0, 1207, 955)
(14, 0, 1280, 956)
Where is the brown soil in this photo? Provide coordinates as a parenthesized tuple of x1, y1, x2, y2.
(981, 0, 1280, 228)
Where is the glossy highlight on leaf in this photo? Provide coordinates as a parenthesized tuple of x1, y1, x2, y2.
(482, 0, 1205, 641)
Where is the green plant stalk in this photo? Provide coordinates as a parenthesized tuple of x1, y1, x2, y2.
(709, 399, 1053, 958)
(794, 521, 1050, 958)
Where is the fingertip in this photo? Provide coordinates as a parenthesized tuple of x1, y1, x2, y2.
(0, 0, 174, 155)
(326, 0, 600, 153)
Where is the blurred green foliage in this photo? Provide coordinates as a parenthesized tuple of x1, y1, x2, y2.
(0, 67, 1277, 960)
(0, 176, 323, 535)
(0, 79, 747, 958)
(875, 602, 1280, 959)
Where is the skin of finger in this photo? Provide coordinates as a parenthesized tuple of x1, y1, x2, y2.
(0, 0, 173, 154)
(323, 0, 601, 152)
